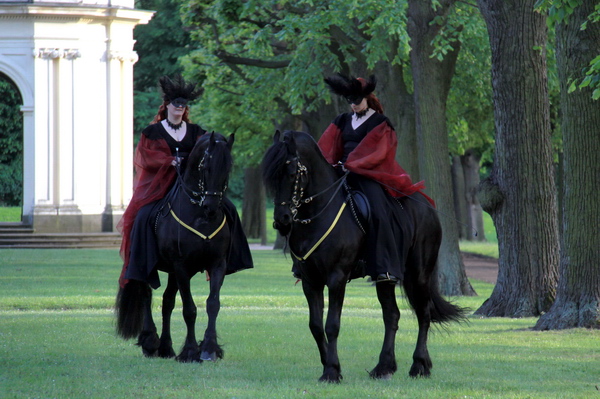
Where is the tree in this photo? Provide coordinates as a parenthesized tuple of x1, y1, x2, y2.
(0, 74, 23, 207)
(133, 0, 192, 135)
(407, 0, 475, 296)
(446, 10, 494, 242)
(475, 0, 559, 317)
(535, 1, 600, 330)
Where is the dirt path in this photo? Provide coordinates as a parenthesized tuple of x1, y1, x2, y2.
(462, 252, 498, 284)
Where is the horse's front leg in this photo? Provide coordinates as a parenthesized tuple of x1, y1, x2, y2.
(301, 279, 328, 379)
(174, 263, 201, 363)
(157, 273, 178, 358)
(369, 281, 399, 379)
(199, 262, 226, 361)
(320, 272, 347, 383)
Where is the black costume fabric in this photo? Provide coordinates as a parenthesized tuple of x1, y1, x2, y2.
(124, 123, 253, 288)
(338, 112, 411, 280)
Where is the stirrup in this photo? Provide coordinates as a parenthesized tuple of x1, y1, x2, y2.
(376, 273, 398, 283)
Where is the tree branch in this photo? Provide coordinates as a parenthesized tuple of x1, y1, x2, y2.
(216, 51, 290, 68)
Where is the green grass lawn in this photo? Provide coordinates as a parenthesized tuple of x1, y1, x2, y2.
(0, 206, 20, 222)
(0, 248, 597, 398)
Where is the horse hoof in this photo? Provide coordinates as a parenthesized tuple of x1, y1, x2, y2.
(408, 364, 431, 378)
(176, 350, 202, 363)
(200, 351, 217, 361)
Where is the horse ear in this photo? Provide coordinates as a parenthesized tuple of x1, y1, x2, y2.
(210, 131, 216, 145)
(227, 133, 235, 150)
(273, 130, 281, 144)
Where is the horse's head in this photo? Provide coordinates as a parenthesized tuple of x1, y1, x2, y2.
(261, 130, 321, 235)
(185, 131, 234, 219)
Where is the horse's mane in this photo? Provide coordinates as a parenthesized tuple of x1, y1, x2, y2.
(261, 130, 326, 197)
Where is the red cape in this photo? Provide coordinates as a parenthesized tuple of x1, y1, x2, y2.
(318, 118, 435, 206)
(117, 134, 177, 287)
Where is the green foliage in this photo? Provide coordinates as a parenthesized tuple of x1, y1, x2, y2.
(0, 76, 23, 206)
(445, 5, 495, 162)
(179, 0, 413, 166)
(133, 0, 192, 91)
(1, 249, 599, 398)
(133, 0, 193, 136)
(537, 0, 600, 100)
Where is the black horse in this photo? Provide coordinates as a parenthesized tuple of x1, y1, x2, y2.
(116, 132, 235, 363)
(262, 130, 466, 382)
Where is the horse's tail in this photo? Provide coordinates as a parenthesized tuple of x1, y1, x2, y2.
(402, 268, 469, 325)
(115, 279, 150, 339)
(427, 273, 469, 325)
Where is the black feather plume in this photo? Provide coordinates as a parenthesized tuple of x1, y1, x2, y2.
(324, 74, 377, 98)
(159, 75, 203, 102)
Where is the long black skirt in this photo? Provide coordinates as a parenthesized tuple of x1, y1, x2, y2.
(346, 173, 411, 281)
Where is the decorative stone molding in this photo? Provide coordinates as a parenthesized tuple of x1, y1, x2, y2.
(107, 50, 139, 63)
(34, 48, 81, 60)
(34, 48, 62, 59)
(63, 48, 81, 60)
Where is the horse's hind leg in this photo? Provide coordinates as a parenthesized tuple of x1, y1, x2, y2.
(137, 286, 160, 357)
(369, 281, 399, 379)
(157, 273, 177, 358)
(174, 266, 201, 363)
(199, 264, 225, 361)
(403, 252, 433, 377)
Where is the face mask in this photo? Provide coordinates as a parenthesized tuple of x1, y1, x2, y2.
(170, 97, 188, 108)
(345, 96, 364, 105)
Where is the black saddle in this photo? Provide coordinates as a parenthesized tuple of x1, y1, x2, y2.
(347, 189, 371, 228)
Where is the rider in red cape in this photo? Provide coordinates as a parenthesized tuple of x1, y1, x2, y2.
(118, 75, 253, 288)
(319, 115, 434, 204)
(318, 74, 434, 283)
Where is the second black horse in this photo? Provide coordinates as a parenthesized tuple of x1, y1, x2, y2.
(262, 130, 467, 382)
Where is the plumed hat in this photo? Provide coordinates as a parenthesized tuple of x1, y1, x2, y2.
(324, 74, 377, 103)
(159, 75, 203, 104)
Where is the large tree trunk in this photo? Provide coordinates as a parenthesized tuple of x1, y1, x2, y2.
(461, 150, 485, 241)
(241, 167, 267, 245)
(535, 3, 600, 330)
(475, 0, 559, 317)
(374, 62, 420, 180)
(451, 156, 468, 240)
(408, 0, 475, 296)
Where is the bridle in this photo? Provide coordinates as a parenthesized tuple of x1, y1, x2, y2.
(177, 145, 228, 208)
(275, 156, 348, 224)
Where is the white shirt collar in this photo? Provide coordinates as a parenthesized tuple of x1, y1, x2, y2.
(351, 108, 375, 129)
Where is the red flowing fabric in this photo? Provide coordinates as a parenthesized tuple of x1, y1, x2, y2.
(117, 134, 177, 287)
(318, 119, 435, 207)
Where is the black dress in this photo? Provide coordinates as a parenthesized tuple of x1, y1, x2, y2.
(339, 113, 410, 282)
(125, 123, 253, 288)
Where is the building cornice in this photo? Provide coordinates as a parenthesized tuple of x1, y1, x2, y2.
(0, 5, 154, 25)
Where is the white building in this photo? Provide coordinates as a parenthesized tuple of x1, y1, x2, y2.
(0, 0, 153, 233)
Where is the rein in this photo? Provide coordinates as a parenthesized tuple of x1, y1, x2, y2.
(278, 158, 349, 225)
(281, 157, 352, 261)
(162, 142, 230, 251)
(175, 147, 227, 208)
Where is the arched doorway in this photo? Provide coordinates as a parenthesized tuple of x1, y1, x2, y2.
(0, 72, 23, 223)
